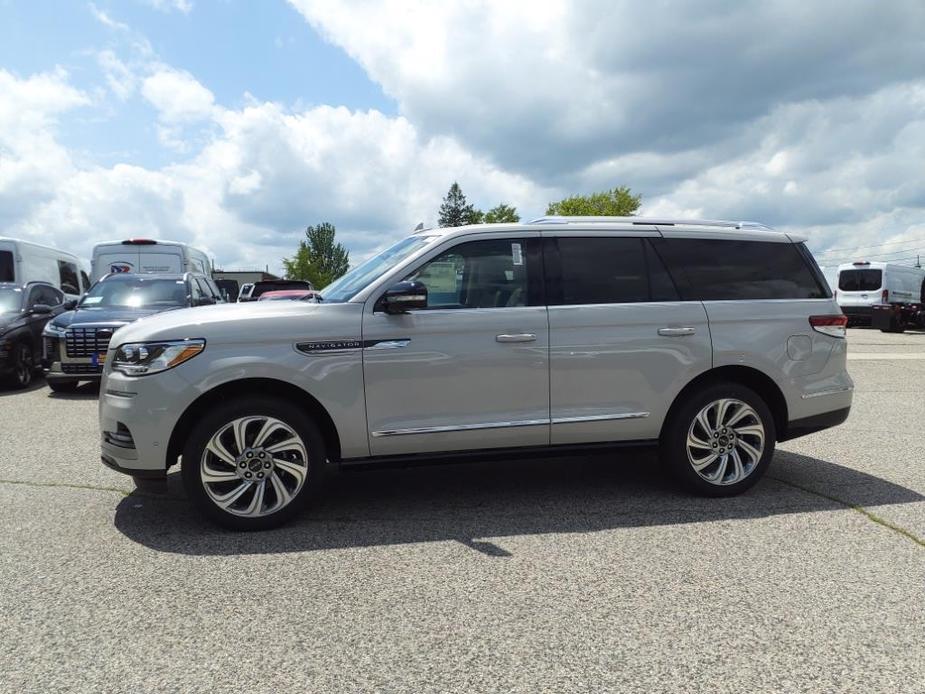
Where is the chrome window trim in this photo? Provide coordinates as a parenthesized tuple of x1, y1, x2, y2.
(552, 412, 650, 424)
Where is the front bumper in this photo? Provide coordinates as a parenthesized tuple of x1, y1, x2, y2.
(43, 335, 104, 381)
(99, 367, 197, 475)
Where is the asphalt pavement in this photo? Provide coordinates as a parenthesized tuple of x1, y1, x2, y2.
(0, 328, 922, 693)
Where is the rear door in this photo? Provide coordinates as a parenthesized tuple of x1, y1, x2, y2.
(545, 233, 712, 445)
(95, 248, 140, 279)
(137, 249, 182, 274)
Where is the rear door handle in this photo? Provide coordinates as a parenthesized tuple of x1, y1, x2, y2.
(496, 333, 537, 343)
(658, 327, 696, 337)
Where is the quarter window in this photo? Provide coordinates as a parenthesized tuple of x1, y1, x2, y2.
(653, 239, 827, 300)
(405, 239, 536, 309)
(58, 261, 80, 295)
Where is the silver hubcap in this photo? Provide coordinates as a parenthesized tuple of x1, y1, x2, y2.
(686, 398, 765, 486)
(200, 416, 308, 517)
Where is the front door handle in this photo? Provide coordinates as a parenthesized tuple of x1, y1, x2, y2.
(658, 327, 696, 337)
(496, 333, 537, 343)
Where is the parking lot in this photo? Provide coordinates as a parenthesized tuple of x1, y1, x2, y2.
(0, 328, 922, 693)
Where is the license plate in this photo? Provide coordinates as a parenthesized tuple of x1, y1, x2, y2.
(91, 352, 107, 366)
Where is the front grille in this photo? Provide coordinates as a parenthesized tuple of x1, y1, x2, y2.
(65, 327, 114, 358)
(61, 363, 103, 375)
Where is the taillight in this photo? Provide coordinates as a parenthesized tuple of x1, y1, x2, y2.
(881, 289, 889, 303)
(809, 314, 848, 338)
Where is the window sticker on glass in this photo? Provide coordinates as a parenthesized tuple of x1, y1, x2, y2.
(82, 296, 103, 304)
(511, 242, 523, 266)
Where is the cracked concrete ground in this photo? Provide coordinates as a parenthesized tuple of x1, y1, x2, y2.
(0, 328, 922, 693)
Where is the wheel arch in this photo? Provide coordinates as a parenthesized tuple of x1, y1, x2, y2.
(166, 378, 342, 469)
(661, 366, 789, 442)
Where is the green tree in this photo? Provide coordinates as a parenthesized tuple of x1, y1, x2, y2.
(483, 203, 520, 223)
(438, 182, 482, 226)
(283, 222, 350, 288)
(546, 186, 641, 216)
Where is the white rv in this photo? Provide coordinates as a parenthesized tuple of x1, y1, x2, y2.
(836, 261, 925, 325)
(0, 237, 89, 299)
(90, 239, 211, 282)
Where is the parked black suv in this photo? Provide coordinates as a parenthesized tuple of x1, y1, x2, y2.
(42, 272, 223, 392)
(0, 281, 66, 389)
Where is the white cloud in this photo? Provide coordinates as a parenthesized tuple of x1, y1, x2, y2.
(89, 3, 130, 31)
(141, 67, 215, 123)
(141, 0, 192, 14)
(97, 50, 136, 100)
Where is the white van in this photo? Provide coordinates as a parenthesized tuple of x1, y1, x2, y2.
(836, 261, 925, 325)
(0, 237, 89, 300)
(90, 239, 211, 282)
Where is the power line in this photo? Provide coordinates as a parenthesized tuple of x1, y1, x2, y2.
(817, 245, 925, 266)
(814, 234, 925, 255)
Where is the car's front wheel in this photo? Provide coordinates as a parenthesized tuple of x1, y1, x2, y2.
(661, 382, 775, 496)
(181, 397, 325, 530)
(7, 342, 35, 389)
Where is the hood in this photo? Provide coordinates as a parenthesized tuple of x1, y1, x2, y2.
(47, 305, 181, 330)
(110, 300, 361, 347)
(0, 311, 21, 334)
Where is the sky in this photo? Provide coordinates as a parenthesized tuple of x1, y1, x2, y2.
(2, 0, 925, 275)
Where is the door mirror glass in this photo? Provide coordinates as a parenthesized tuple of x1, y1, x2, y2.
(30, 303, 53, 315)
(381, 280, 428, 314)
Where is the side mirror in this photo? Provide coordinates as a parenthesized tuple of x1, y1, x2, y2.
(195, 296, 216, 307)
(380, 280, 428, 314)
(64, 299, 78, 311)
(29, 303, 53, 315)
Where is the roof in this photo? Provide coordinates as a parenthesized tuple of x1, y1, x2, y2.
(417, 216, 796, 243)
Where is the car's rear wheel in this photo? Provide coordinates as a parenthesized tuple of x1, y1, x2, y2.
(48, 379, 79, 393)
(661, 382, 775, 496)
(181, 397, 325, 530)
(7, 342, 34, 389)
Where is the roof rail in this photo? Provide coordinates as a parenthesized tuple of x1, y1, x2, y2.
(528, 215, 774, 231)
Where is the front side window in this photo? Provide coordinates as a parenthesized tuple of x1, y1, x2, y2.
(838, 269, 882, 292)
(654, 238, 827, 301)
(58, 261, 80, 295)
(28, 285, 63, 308)
(405, 239, 535, 309)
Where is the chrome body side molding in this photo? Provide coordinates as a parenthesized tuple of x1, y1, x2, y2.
(371, 412, 650, 438)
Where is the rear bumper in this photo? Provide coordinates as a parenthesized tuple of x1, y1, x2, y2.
(781, 406, 851, 442)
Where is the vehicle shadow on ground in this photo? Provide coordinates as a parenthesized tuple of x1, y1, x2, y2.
(0, 377, 47, 397)
(46, 382, 99, 400)
(113, 449, 924, 557)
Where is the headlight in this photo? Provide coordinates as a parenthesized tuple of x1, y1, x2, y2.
(43, 323, 67, 338)
(112, 339, 206, 376)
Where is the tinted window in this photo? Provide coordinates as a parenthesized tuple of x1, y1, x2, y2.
(58, 261, 80, 295)
(838, 269, 882, 292)
(405, 239, 536, 309)
(0, 251, 14, 282)
(653, 239, 826, 300)
(79, 277, 190, 309)
(80, 270, 90, 293)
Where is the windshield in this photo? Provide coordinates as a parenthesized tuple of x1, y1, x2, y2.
(0, 287, 22, 313)
(320, 235, 438, 303)
(839, 269, 882, 292)
(79, 277, 189, 309)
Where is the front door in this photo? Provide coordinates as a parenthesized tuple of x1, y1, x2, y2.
(544, 234, 713, 445)
(363, 235, 549, 456)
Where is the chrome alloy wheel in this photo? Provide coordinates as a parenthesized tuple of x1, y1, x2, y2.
(200, 416, 309, 518)
(15, 343, 33, 387)
(686, 398, 765, 486)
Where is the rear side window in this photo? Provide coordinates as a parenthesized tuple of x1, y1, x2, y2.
(545, 237, 679, 305)
(838, 269, 882, 292)
(58, 261, 80, 295)
(653, 238, 827, 300)
(0, 251, 13, 282)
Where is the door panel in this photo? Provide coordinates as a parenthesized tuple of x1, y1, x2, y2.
(362, 235, 549, 456)
(548, 302, 711, 443)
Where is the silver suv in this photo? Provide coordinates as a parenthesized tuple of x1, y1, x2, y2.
(99, 217, 853, 529)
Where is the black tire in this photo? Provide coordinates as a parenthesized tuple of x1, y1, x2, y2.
(660, 382, 776, 497)
(48, 379, 80, 393)
(181, 396, 326, 530)
(6, 342, 34, 389)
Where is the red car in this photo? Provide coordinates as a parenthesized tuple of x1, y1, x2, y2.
(256, 289, 320, 302)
